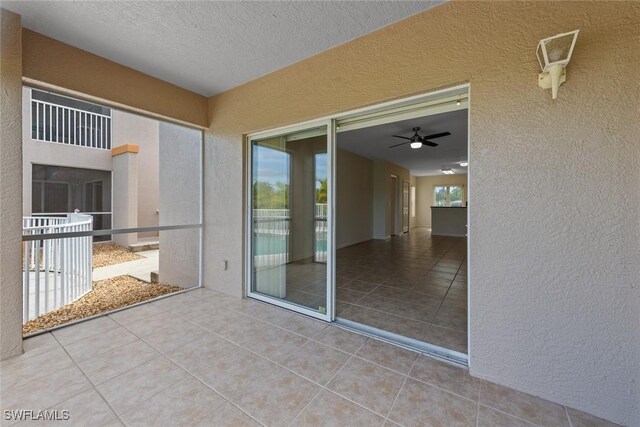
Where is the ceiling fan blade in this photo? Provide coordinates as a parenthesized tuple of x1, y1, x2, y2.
(391, 135, 413, 140)
(422, 132, 451, 140)
(389, 141, 411, 148)
(423, 140, 438, 147)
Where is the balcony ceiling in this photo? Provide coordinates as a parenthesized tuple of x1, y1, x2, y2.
(4, 1, 443, 97)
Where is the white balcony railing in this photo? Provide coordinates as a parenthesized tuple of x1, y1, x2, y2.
(23, 214, 93, 322)
(253, 204, 327, 267)
(31, 99, 112, 150)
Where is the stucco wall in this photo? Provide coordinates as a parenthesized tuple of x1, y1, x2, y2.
(112, 110, 160, 238)
(21, 30, 208, 128)
(414, 174, 468, 228)
(158, 121, 201, 287)
(0, 9, 23, 360)
(205, 2, 640, 423)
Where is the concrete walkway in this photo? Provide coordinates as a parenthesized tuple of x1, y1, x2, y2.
(93, 249, 159, 283)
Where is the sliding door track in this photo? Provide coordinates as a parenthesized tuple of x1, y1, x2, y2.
(334, 317, 468, 367)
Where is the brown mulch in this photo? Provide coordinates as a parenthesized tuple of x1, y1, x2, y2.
(92, 242, 143, 268)
(23, 275, 181, 335)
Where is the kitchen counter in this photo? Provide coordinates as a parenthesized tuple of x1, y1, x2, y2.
(431, 206, 467, 237)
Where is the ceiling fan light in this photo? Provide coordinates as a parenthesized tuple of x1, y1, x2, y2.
(410, 141, 423, 149)
(460, 162, 468, 167)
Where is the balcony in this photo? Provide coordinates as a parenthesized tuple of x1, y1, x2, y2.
(0, 288, 608, 426)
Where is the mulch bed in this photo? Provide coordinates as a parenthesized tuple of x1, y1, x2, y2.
(23, 275, 182, 335)
(92, 242, 143, 268)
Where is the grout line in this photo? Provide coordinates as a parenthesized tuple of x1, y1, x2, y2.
(383, 356, 415, 423)
(50, 333, 127, 426)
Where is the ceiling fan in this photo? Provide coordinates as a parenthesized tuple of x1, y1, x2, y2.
(389, 127, 451, 149)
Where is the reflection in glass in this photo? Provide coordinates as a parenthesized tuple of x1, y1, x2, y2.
(251, 127, 328, 314)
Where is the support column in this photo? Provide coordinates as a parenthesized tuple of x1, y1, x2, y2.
(0, 9, 24, 360)
(111, 144, 139, 247)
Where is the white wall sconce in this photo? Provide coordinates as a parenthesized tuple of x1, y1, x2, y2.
(536, 29, 580, 99)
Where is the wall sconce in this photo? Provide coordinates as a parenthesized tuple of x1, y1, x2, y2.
(536, 30, 579, 99)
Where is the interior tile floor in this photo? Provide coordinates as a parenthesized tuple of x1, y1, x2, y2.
(283, 227, 468, 353)
(1, 288, 616, 427)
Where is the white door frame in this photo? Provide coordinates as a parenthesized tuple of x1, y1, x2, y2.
(244, 83, 471, 363)
(245, 119, 335, 322)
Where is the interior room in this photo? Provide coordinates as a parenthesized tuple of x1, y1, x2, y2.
(335, 103, 469, 354)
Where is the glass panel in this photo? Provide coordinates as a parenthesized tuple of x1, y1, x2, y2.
(434, 186, 446, 207)
(449, 186, 464, 207)
(251, 126, 328, 314)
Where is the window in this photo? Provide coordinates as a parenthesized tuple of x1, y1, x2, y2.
(434, 185, 464, 207)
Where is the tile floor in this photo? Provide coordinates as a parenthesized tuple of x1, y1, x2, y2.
(281, 228, 468, 352)
(1, 288, 617, 426)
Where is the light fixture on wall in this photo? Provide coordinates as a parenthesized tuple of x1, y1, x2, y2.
(442, 168, 455, 174)
(536, 29, 580, 100)
(459, 161, 468, 167)
(410, 141, 423, 149)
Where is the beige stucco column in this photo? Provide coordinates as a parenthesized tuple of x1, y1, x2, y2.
(111, 144, 139, 247)
(0, 9, 24, 360)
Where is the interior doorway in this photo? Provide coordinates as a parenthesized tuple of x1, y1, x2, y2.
(334, 86, 469, 363)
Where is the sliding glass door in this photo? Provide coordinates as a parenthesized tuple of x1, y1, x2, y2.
(247, 122, 334, 321)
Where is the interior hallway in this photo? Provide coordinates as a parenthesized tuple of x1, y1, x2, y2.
(336, 228, 467, 353)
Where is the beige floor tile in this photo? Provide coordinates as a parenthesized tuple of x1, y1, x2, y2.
(313, 326, 367, 353)
(292, 390, 385, 427)
(282, 340, 350, 385)
(97, 357, 188, 416)
(120, 376, 228, 426)
(327, 357, 405, 415)
(388, 378, 477, 427)
(232, 321, 308, 364)
(108, 303, 165, 325)
(355, 339, 417, 374)
(15, 389, 120, 427)
(270, 313, 328, 338)
(196, 347, 319, 426)
(165, 333, 239, 376)
(136, 318, 208, 355)
(51, 316, 119, 346)
(477, 405, 536, 427)
(1, 348, 75, 392)
(1, 366, 92, 413)
(421, 323, 467, 353)
(193, 308, 252, 333)
(64, 326, 139, 362)
(21, 333, 61, 359)
(77, 339, 159, 385)
(566, 407, 620, 427)
(409, 355, 479, 400)
(479, 381, 569, 426)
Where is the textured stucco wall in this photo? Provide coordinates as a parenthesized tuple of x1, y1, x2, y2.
(158, 121, 201, 287)
(112, 110, 160, 238)
(414, 174, 468, 228)
(205, 2, 640, 423)
(0, 9, 23, 360)
(21, 29, 208, 128)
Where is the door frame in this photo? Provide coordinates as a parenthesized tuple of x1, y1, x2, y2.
(243, 83, 470, 363)
(245, 119, 336, 322)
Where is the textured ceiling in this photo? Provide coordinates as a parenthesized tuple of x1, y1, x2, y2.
(337, 109, 468, 176)
(3, 1, 442, 96)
